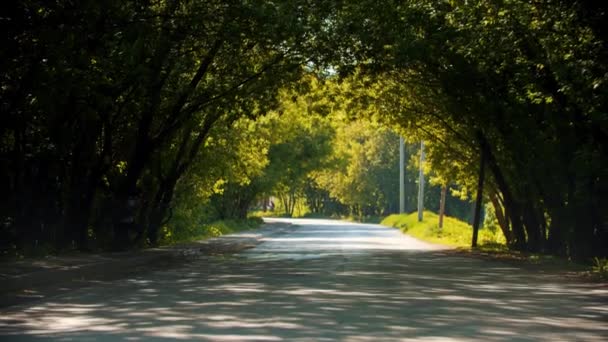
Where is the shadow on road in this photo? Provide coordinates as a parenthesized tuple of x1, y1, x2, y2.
(1, 248, 607, 341)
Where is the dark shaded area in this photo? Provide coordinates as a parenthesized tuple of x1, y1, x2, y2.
(0, 222, 295, 308)
(0, 1, 332, 255)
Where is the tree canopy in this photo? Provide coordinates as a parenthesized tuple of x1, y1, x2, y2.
(1, 0, 606, 260)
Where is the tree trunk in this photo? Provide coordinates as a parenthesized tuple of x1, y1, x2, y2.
(417, 141, 425, 222)
(522, 202, 543, 252)
(477, 132, 527, 250)
(147, 183, 175, 247)
(438, 185, 447, 229)
(472, 142, 486, 248)
(489, 192, 513, 245)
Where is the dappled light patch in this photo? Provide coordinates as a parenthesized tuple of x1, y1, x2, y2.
(2, 250, 606, 341)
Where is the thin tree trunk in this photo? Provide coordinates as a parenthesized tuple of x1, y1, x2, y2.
(438, 185, 447, 229)
(490, 192, 513, 245)
(522, 202, 543, 252)
(477, 132, 527, 250)
(472, 142, 487, 248)
(417, 141, 425, 222)
(399, 136, 405, 214)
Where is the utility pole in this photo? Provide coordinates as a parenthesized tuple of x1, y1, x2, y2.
(399, 137, 405, 214)
(417, 141, 425, 222)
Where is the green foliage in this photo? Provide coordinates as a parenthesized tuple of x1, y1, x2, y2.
(222, 81, 337, 218)
(273, 196, 311, 218)
(1, 0, 338, 252)
(381, 211, 506, 248)
(343, 215, 383, 224)
(329, 0, 608, 259)
(161, 218, 262, 245)
(591, 258, 608, 280)
(483, 202, 499, 234)
(2, 0, 607, 261)
(247, 210, 269, 219)
(316, 119, 402, 216)
(159, 116, 272, 241)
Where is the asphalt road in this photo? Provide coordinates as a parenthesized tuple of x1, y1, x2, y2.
(1, 218, 607, 341)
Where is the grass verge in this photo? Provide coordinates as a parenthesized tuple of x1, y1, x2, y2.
(381, 211, 606, 281)
(381, 211, 506, 247)
(161, 217, 263, 245)
(342, 215, 383, 224)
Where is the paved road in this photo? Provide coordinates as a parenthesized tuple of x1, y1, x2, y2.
(1, 218, 607, 341)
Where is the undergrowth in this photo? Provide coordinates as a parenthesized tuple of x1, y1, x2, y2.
(161, 217, 263, 245)
(592, 257, 608, 280)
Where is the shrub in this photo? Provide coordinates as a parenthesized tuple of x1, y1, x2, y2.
(161, 217, 263, 245)
(592, 257, 608, 279)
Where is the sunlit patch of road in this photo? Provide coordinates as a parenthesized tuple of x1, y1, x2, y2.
(243, 218, 446, 261)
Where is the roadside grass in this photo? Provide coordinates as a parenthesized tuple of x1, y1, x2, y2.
(591, 257, 608, 280)
(248, 209, 299, 219)
(342, 215, 383, 224)
(381, 211, 604, 280)
(381, 211, 506, 248)
(248, 210, 271, 218)
(161, 217, 263, 245)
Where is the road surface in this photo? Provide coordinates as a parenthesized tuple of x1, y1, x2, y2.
(1, 218, 607, 341)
